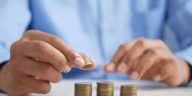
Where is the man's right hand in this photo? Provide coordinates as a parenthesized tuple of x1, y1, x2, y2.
(0, 30, 96, 96)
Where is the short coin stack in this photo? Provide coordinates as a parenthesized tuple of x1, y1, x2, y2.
(97, 81, 114, 96)
(120, 84, 137, 96)
(75, 82, 92, 96)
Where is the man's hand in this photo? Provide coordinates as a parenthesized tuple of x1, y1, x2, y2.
(0, 30, 96, 95)
(104, 38, 191, 87)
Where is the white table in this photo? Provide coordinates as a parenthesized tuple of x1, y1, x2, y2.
(1, 80, 192, 96)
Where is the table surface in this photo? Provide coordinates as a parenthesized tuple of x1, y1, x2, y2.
(0, 80, 192, 96)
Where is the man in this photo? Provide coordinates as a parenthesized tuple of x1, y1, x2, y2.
(0, 0, 192, 95)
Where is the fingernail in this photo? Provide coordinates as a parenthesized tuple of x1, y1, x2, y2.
(75, 57, 85, 67)
(130, 71, 139, 80)
(106, 63, 115, 72)
(154, 75, 161, 82)
(62, 65, 71, 73)
(118, 62, 126, 73)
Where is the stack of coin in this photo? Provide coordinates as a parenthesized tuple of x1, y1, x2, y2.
(83, 57, 93, 67)
(75, 82, 92, 96)
(97, 81, 114, 96)
(120, 84, 137, 96)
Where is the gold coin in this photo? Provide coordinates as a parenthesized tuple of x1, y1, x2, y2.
(83, 57, 93, 67)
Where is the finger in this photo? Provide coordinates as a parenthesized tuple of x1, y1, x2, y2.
(116, 62, 128, 74)
(23, 30, 85, 68)
(23, 76, 51, 94)
(153, 61, 174, 82)
(16, 76, 51, 95)
(121, 38, 160, 73)
(103, 63, 116, 73)
(141, 64, 161, 81)
(20, 40, 70, 72)
(22, 58, 63, 83)
(106, 41, 135, 72)
(130, 49, 162, 80)
(78, 53, 96, 70)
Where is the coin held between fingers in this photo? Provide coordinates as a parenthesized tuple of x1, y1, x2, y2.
(83, 57, 93, 68)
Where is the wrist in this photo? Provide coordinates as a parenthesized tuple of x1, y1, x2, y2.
(0, 61, 9, 93)
(182, 63, 192, 86)
(180, 59, 191, 86)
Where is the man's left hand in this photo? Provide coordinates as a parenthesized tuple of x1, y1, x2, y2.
(104, 38, 191, 87)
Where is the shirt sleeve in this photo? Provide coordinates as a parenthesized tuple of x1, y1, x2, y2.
(0, 0, 31, 64)
(164, 0, 192, 65)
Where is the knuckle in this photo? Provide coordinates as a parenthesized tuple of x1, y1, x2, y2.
(24, 30, 37, 37)
(48, 35, 59, 44)
(26, 30, 40, 34)
(33, 41, 48, 52)
(136, 38, 148, 46)
(155, 39, 166, 46)
(10, 41, 20, 53)
(24, 30, 33, 37)
(24, 30, 43, 40)
(148, 48, 158, 56)
(10, 41, 25, 57)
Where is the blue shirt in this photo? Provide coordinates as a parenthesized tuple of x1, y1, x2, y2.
(1, 0, 192, 80)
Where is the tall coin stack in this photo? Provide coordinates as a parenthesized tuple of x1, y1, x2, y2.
(120, 84, 137, 96)
(75, 82, 92, 96)
(97, 81, 114, 96)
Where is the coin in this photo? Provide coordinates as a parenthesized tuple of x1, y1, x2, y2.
(97, 81, 114, 96)
(83, 57, 93, 67)
(75, 82, 92, 96)
(120, 84, 137, 96)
